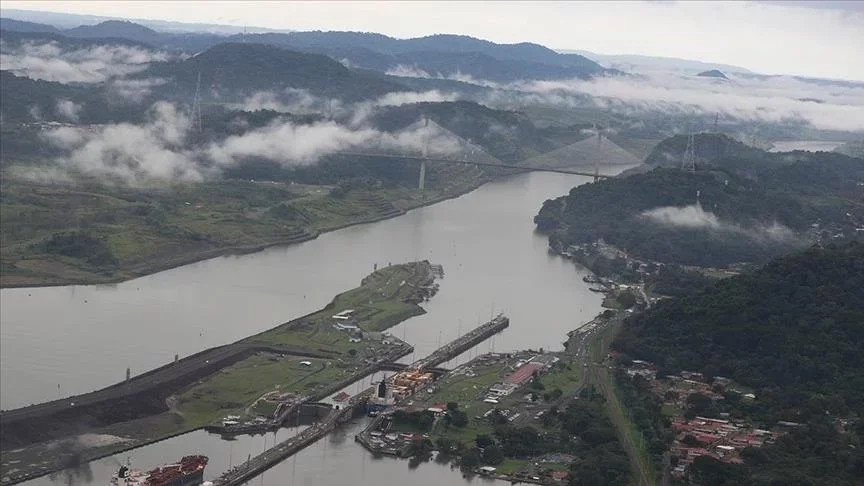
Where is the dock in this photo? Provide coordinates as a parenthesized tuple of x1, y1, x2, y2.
(212, 315, 510, 484)
(204, 344, 413, 437)
(212, 389, 374, 486)
(411, 314, 509, 371)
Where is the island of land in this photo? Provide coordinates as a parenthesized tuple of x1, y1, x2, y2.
(0, 260, 439, 485)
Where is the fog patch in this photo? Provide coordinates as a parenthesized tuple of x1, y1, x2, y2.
(238, 88, 341, 115)
(55, 99, 82, 122)
(642, 204, 724, 230)
(42, 101, 206, 184)
(0, 40, 176, 84)
(207, 117, 461, 167)
(499, 72, 864, 132)
(385, 65, 433, 79)
(376, 90, 459, 107)
(41, 101, 465, 184)
(642, 203, 798, 243)
(107, 77, 168, 103)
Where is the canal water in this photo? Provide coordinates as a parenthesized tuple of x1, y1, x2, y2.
(3, 169, 624, 485)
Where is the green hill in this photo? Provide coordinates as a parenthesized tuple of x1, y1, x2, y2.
(612, 242, 864, 485)
(644, 134, 777, 177)
(370, 100, 556, 162)
(141, 43, 405, 102)
(535, 148, 864, 268)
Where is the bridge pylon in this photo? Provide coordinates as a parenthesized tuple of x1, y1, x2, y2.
(418, 116, 431, 192)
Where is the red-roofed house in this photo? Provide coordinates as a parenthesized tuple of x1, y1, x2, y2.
(551, 470, 569, 482)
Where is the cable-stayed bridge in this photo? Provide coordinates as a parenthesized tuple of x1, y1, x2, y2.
(327, 118, 621, 190)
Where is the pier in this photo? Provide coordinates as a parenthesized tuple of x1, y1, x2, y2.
(212, 315, 510, 485)
(203, 344, 413, 437)
(212, 389, 374, 486)
(412, 314, 509, 370)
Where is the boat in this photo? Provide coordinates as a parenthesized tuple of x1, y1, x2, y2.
(111, 455, 208, 486)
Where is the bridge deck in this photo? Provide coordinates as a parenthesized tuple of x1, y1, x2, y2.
(332, 152, 611, 179)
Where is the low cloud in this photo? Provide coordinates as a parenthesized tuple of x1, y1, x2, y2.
(43, 102, 206, 183)
(642, 203, 797, 242)
(0, 40, 175, 84)
(207, 118, 460, 167)
(384, 64, 499, 88)
(385, 65, 433, 79)
(237, 88, 460, 127)
(495, 72, 864, 132)
(642, 203, 724, 230)
(375, 90, 459, 107)
(41, 101, 464, 184)
(55, 99, 82, 122)
(107, 77, 168, 103)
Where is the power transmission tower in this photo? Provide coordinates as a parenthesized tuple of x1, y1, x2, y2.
(594, 125, 602, 183)
(192, 71, 203, 132)
(418, 116, 429, 191)
(682, 133, 696, 172)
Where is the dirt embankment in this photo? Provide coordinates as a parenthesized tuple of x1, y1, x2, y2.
(0, 343, 336, 451)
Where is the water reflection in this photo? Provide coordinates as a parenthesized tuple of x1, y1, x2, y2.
(8, 171, 622, 485)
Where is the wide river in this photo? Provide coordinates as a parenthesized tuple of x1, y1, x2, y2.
(2, 170, 618, 486)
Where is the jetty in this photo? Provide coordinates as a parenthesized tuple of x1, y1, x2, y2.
(412, 314, 509, 371)
(212, 315, 510, 485)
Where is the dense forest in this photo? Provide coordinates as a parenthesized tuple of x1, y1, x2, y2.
(535, 146, 864, 268)
(613, 242, 864, 485)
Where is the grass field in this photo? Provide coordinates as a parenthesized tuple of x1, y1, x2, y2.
(175, 354, 346, 426)
(0, 161, 489, 287)
(249, 262, 432, 355)
(539, 362, 582, 397)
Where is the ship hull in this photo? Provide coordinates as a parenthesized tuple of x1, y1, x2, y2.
(160, 469, 204, 486)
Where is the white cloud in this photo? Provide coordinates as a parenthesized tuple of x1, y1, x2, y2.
(236, 88, 461, 128)
(0, 40, 175, 84)
(385, 65, 432, 78)
(642, 203, 724, 230)
(107, 77, 168, 103)
(487, 72, 864, 132)
(55, 99, 82, 122)
(43, 102, 205, 183)
(642, 203, 797, 243)
(42, 101, 464, 184)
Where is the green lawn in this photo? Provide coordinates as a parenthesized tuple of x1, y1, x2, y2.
(175, 354, 348, 426)
(540, 362, 582, 397)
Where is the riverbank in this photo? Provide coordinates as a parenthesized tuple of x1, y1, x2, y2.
(0, 261, 437, 485)
(0, 163, 494, 289)
(352, 308, 634, 485)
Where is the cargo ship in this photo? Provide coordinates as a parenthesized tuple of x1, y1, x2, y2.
(111, 455, 208, 486)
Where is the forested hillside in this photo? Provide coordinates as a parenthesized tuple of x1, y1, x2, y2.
(371, 100, 556, 162)
(612, 242, 864, 485)
(536, 143, 864, 267)
(141, 43, 405, 102)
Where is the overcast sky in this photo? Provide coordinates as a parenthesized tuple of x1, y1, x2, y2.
(6, 0, 864, 80)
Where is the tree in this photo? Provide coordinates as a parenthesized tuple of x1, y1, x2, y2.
(685, 393, 713, 418)
(449, 409, 468, 427)
(480, 444, 504, 465)
(475, 435, 494, 449)
(460, 447, 481, 470)
(447, 401, 459, 411)
(435, 437, 454, 454)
